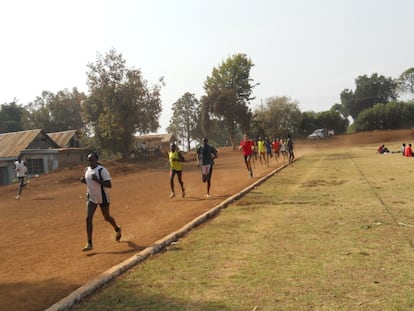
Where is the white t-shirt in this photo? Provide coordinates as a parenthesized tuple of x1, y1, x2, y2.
(84, 165, 111, 205)
(15, 161, 27, 177)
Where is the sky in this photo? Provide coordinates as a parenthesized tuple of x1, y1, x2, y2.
(1, 0, 413, 133)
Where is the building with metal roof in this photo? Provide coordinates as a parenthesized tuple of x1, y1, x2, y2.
(0, 129, 88, 185)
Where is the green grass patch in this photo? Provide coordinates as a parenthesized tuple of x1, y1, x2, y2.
(72, 145, 414, 311)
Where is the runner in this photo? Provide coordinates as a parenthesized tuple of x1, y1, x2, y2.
(80, 152, 122, 251)
(239, 133, 254, 178)
(196, 138, 218, 198)
(272, 138, 280, 162)
(257, 136, 266, 167)
(280, 138, 287, 161)
(168, 143, 186, 198)
(265, 137, 272, 167)
(14, 155, 27, 200)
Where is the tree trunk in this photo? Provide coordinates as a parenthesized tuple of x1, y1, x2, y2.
(230, 134, 237, 150)
(122, 150, 129, 160)
(187, 137, 191, 152)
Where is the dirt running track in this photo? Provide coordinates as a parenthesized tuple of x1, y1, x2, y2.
(0, 145, 296, 311)
(0, 130, 409, 311)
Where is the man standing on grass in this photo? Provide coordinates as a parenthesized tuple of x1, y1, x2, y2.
(287, 134, 295, 163)
(80, 152, 122, 251)
(197, 138, 218, 198)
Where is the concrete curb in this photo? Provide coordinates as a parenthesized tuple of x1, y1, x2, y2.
(46, 161, 291, 311)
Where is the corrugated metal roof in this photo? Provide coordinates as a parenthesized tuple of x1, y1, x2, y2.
(48, 130, 79, 147)
(0, 129, 43, 158)
(135, 133, 175, 143)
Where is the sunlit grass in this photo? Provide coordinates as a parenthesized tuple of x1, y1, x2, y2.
(72, 144, 414, 311)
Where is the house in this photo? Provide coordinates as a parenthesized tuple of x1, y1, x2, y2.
(48, 129, 89, 168)
(0, 129, 88, 185)
(134, 133, 176, 157)
(48, 129, 81, 148)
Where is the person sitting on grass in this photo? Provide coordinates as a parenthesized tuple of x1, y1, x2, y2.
(404, 143, 413, 157)
(377, 144, 390, 154)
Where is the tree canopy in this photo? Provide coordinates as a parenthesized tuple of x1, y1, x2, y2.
(399, 67, 414, 96)
(340, 73, 398, 120)
(201, 53, 256, 149)
(23, 88, 85, 133)
(0, 102, 25, 133)
(353, 101, 414, 131)
(167, 92, 200, 151)
(84, 49, 163, 159)
(252, 96, 302, 139)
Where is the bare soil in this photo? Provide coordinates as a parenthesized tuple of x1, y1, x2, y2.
(0, 129, 410, 311)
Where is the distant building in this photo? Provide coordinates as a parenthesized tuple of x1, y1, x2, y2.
(48, 129, 81, 148)
(0, 129, 88, 185)
(134, 133, 176, 157)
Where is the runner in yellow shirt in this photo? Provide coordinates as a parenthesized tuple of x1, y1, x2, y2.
(168, 143, 186, 198)
(257, 137, 266, 167)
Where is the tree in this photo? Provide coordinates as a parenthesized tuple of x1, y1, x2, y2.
(316, 110, 349, 134)
(84, 49, 163, 159)
(24, 91, 54, 131)
(339, 88, 354, 119)
(49, 88, 86, 131)
(299, 111, 319, 135)
(354, 101, 414, 131)
(253, 96, 302, 139)
(201, 53, 257, 149)
(399, 67, 414, 96)
(340, 73, 398, 120)
(167, 92, 200, 151)
(24, 89, 85, 132)
(0, 102, 26, 133)
(330, 102, 348, 120)
(299, 109, 348, 136)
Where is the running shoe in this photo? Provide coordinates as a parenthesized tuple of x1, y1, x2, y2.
(115, 227, 122, 242)
(82, 243, 92, 251)
(169, 192, 175, 198)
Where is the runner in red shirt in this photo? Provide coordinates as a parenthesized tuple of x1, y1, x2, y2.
(239, 133, 254, 178)
(272, 138, 280, 162)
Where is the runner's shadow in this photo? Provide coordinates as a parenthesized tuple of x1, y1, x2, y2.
(85, 241, 146, 256)
(177, 196, 226, 201)
(177, 196, 204, 201)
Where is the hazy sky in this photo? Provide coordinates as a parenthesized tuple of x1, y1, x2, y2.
(1, 0, 413, 132)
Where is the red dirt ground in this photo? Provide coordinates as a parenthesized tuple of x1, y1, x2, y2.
(0, 129, 410, 311)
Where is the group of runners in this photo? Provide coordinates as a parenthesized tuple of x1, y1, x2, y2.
(12, 141, 218, 252)
(79, 138, 219, 252)
(167, 137, 218, 199)
(168, 133, 295, 198)
(13, 134, 293, 252)
(239, 133, 295, 178)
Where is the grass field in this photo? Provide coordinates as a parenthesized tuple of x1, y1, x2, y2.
(71, 141, 414, 311)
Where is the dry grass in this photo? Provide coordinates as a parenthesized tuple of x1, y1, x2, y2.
(72, 138, 414, 311)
